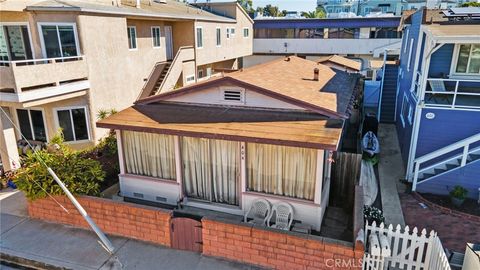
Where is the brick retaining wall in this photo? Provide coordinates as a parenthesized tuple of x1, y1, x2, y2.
(28, 196, 172, 246)
(202, 218, 364, 270)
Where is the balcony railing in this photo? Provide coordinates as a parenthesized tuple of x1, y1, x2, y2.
(424, 78, 480, 110)
(0, 56, 89, 104)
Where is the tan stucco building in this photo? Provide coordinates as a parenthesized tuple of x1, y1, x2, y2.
(0, 0, 253, 171)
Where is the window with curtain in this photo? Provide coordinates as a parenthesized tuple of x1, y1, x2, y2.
(247, 143, 317, 201)
(182, 137, 239, 206)
(122, 131, 176, 180)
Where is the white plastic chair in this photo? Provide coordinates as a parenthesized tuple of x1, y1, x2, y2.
(269, 202, 294, 231)
(244, 199, 271, 226)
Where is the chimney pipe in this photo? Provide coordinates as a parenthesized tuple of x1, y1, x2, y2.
(314, 68, 319, 81)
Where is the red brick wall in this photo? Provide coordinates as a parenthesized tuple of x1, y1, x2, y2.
(28, 196, 172, 246)
(202, 218, 364, 270)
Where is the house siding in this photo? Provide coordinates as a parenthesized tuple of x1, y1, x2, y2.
(394, 10, 423, 164)
(416, 159, 480, 200)
(427, 44, 454, 78)
(415, 108, 480, 158)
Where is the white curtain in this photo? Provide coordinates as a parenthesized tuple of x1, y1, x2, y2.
(247, 143, 317, 200)
(122, 131, 176, 180)
(182, 137, 239, 205)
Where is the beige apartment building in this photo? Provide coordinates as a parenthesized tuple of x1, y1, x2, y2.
(0, 0, 253, 171)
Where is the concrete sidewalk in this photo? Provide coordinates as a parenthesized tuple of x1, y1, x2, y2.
(0, 190, 258, 270)
(377, 124, 406, 227)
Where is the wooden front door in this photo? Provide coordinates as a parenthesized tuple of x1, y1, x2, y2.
(170, 217, 203, 252)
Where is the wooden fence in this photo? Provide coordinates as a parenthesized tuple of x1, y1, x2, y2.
(363, 222, 451, 270)
(331, 152, 362, 208)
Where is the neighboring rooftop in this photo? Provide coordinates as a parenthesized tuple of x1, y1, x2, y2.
(253, 16, 401, 29)
(317, 55, 361, 72)
(424, 24, 480, 40)
(0, 0, 236, 22)
(140, 56, 359, 118)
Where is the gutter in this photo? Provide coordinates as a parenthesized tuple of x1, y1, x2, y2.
(25, 6, 236, 23)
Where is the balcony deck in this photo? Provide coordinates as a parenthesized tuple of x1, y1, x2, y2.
(424, 78, 480, 110)
(0, 56, 89, 106)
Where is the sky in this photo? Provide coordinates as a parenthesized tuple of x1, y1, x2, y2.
(252, 0, 317, 12)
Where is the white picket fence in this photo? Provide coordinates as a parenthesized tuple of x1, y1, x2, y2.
(363, 222, 451, 270)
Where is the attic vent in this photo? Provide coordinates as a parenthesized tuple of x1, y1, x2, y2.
(133, 192, 144, 199)
(223, 89, 244, 102)
(156, 196, 167, 202)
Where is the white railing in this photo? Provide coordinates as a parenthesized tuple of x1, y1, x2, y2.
(0, 55, 84, 67)
(425, 78, 480, 110)
(363, 222, 451, 270)
(412, 133, 480, 190)
(157, 46, 194, 93)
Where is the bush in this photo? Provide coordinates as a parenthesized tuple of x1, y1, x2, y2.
(13, 133, 105, 200)
(449, 185, 468, 200)
(364, 205, 385, 225)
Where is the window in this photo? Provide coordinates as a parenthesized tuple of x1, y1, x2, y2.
(455, 44, 480, 74)
(247, 143, 317, 201)
(196, 27, 203, 48)
(400, 95, 410, 127)
(39, 23, 79, 58)
(151, 26, 161, 48)
(230, 27, 235, 36)
(55, 107, 89, 142)
(186, 74, 195, 83)
(127, 26, 137, 50)
(243, 27, 249, 38)
(407, 38, 414, 71)
(182, 137, 240, 205)
(122, 131, 176, 180)
(216, 27, 221, 46)
(226, 28, 230, 39)
(407, 106, 413, 124)
(198, 69, 204, 78)
(0, 25, 33, 62)
(16, 109, 46, 142)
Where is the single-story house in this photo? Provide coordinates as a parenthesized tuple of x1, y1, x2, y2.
(97, 56, 359, 231)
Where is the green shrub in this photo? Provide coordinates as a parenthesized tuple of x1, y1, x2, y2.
(449, 185, 468, 200)
(13, 134, 105, 200)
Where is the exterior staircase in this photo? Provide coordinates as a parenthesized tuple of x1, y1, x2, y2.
(151, 61, 172, 96)
(412, 133, 480, 190)
(137, 46, 194, 100)
(379, 64, 398, 123)
(319, 206, 352, 241)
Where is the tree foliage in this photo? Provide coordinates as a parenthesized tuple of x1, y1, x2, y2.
(461, 2, 480, 7)
(301, 6, 326, 18)
(13, 133, 105, 200)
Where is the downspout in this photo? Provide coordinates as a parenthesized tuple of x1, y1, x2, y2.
(377, 49, 388, 122)
(405, 33, 444, 181)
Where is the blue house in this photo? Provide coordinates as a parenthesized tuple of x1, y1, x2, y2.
(387, 8, 480, 199)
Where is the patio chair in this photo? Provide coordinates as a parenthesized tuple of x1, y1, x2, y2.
(244, 199, 271, 226)
(427, 80, 450, 103)
(268, 202, 294, 231)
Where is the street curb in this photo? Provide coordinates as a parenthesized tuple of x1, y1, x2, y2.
(0, 252, 70, 270)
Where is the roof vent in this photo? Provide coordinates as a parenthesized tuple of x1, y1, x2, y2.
(314, 68, 319, 81)
(223, 89, 244, 102)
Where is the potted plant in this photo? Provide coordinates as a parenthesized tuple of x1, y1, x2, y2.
(364, 205, 385, 225)
(449, 186, 468, 207)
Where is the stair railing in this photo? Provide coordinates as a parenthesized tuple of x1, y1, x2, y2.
(412, 132, 480, 191)
(157, 46, 194, 93)
(137, 61, 169, 100)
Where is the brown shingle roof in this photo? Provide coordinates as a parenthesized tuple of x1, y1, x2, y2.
(140, 56, 359, 118)
(97, 104, 344, 150)
(317, 55, 361, 71)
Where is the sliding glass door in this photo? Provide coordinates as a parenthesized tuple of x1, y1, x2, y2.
(0, 25, 33, 62)
(182, 137, 240, 206)
(40, 24, 79, 58)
